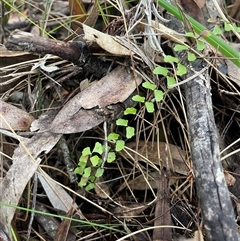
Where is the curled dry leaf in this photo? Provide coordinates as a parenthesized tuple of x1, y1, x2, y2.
(0, 100, 34, 131)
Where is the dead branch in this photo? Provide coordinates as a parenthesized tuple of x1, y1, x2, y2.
(5, 30, 110, 78)
(164, 11, 239, 241)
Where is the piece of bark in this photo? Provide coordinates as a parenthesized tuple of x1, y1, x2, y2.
(185, 64, 239, 241)
(5, 30, 110, 78)
(164, 7, 239, 241)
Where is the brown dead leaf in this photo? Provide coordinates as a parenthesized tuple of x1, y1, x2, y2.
(0, 100, 34, 131)
(8, 9, 28, 25)
(121, 141, 190, 175)
(0, 132, 61, 240)
(224, 171, 236, 186)
(79, 66, 142, 109)
(94, 176, 110, 199)
(193, 0, 205, 9)
(64, 1, 99, 41)
(37, 170, 80, 214)
(84, 0, 98, 28)
(178, 0, 205, 25)
(49, 108, 104, 134)
(125, 172, 161, 190)
(69, 0, 86, 18)
(49, 65, 142, 134)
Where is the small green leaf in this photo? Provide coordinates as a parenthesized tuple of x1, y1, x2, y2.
(132, 95, 145, 103)
(167, 76, 176, 88)
(79, 177, 88, 187)
(79, 154, 88, 164)
(126, 126, 135, 138)
(82, 147, 91, 156)
(164, 55, 179, 63)
(107, 132, 119, 141)
(176, 63, 187, 76)
(154, 89, 164, 102)
(196, 40, 205, 51)
(107, 152, 116, 163)
(116, 140, 125, 151)
(83, 167, 91, 177)
(88, 175, 95, 182)
(212, 25, 223, 35)
(187, 52, 196, 61)
(224, 22, 232, 31)
(116, 118, 128, 126)
(233, 23, 240, 33)
(124, 107, 137, 115)
(95, 168, 104, 177)
(174, 44, 188, 51)
(90, 155, 100, 166)
(142, 81, 156, 90)
(92, 142, 103, 155)
(153, 66, 168, 76)
(74, 167, 83, 175)
(145, 101, 154, 113)
(186, 32, 195, 38)
(85, 183, 95, 191)
(78, 162, 87, 172)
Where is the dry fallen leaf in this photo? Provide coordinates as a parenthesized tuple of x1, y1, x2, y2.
(37, 170, 81, 215)
(81, 23, 131, 56)
(0, 132, 61, 240)
(94, 176, 110, 199)
(193, 0, 205, 9)
(178, 0, 205, 24)
(121, 141, 190, 175)
(49, 65, 142, 133)
(0, 100, 34, 131)
(224, 171, 236, 186)
(125, 171, 162, 190)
